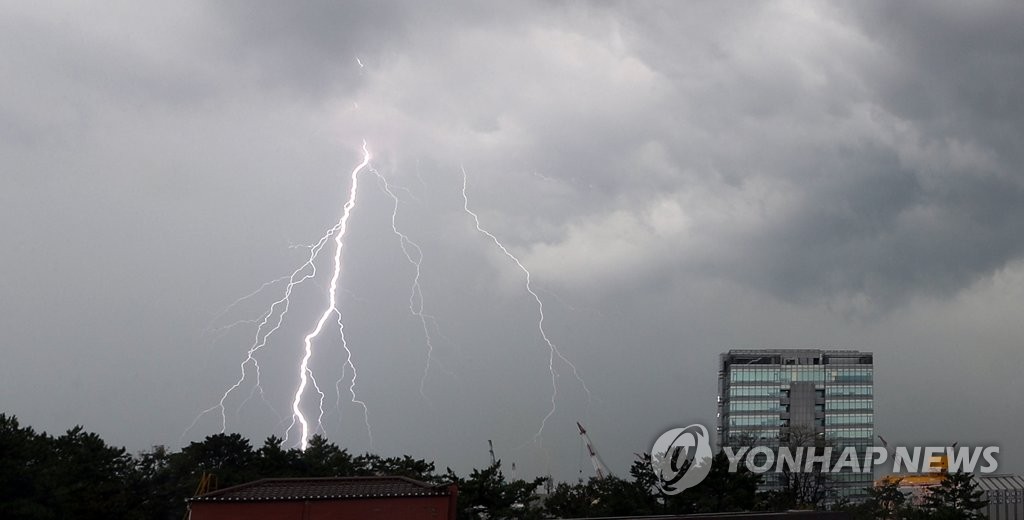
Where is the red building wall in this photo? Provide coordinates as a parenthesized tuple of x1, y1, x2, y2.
(189, 494, 456, 520)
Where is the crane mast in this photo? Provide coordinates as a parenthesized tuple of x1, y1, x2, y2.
(576, 421, 608, 479)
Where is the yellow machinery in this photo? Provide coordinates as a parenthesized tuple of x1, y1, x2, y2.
(877, 453, 950, 504)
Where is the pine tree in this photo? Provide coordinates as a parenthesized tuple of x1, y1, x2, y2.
(846, 478, 910, 520)
(921, 471, 988, 520)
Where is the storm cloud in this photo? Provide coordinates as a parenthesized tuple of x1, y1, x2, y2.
(2, 1, 1023, 480)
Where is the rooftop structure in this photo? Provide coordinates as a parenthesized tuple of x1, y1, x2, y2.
(187, 476, 457, 520)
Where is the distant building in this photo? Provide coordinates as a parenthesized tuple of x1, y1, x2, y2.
(975, 474, 1024, 520)
(718, 349, 874, 502)
(186, 476, 457, 520)
(878, 462, 1022, 519)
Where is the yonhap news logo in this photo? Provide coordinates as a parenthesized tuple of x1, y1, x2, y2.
(650, 424, 714, 495)
(721, 445, 1000, 475)
(651, 424, 1002, 491)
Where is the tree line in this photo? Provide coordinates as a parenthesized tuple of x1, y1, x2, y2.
(0, 414, 988, 519)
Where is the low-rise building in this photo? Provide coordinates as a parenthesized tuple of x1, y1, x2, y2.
(977, 474, 1024, 520)
(187, 476, 457, 520)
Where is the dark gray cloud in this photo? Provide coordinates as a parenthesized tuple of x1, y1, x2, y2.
(2, 1, 1023, 480)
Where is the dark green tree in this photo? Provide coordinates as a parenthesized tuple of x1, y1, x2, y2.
(545, 474, 656, 518)
(589, 475, 656, 516)
(0, 414, 50, 519)
(685, 451, 761, 512)
(134, 432, 261, 519)
(177, 432, 257, 486)
(866, 478, 910, 519)
(841, 478, 914, 520)
(256, 436, 304, 477)
(755, 489, 798, 512)
(447, 462, 545, 519)
(762, 426, 835, 510)
(41, 426, 136, 519)
(356, 453, 438, 482)
(129, 445, 178, 520)
(0, 416, 143, 520)
(300, 435, 353, 476)
(921, 471, 988, 520)
(631, 451, 761, 514)
(543, 480, 593, 518)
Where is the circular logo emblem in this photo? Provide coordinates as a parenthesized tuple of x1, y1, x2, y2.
(650, 424, 714, 495)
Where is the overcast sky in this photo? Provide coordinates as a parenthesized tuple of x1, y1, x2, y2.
(2, 1, 1023, 481)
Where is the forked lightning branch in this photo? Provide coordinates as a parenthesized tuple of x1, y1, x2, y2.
(189, 141, 591, 451)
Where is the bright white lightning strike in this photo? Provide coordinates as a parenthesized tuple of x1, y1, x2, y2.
(190, 145, 591, 455)
(188, 143, 374, 450)
(287, 141, 372, 450)
(186, 226, 340, 438)
(460, 167, 592, 441)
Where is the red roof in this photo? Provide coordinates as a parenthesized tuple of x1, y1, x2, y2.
(189, 476, 453, 502)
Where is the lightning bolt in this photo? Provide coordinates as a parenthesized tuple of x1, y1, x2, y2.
(369, 167, 442, 403)
(187, 143, 374, 451)
(201, 275, 290, 339)
(191, 144, 589, 454)
(185, 224, 340, 439)
(285, 141, 372, 450)
(329, 310, 372, 447)
(460, 167, 591, 441)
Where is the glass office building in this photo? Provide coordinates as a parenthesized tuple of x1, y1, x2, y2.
(717, 349, 874, 502)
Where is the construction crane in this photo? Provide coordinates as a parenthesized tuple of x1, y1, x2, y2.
(576, 421, 608, 479)
(193, 472, 218, 496)
(184, 473, 218, 520)
(488, 439, 497, 466)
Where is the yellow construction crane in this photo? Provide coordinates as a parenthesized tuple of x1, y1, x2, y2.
(193, 472, 218, 496)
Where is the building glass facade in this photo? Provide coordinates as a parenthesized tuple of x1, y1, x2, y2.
(717, 349, 874, 502)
